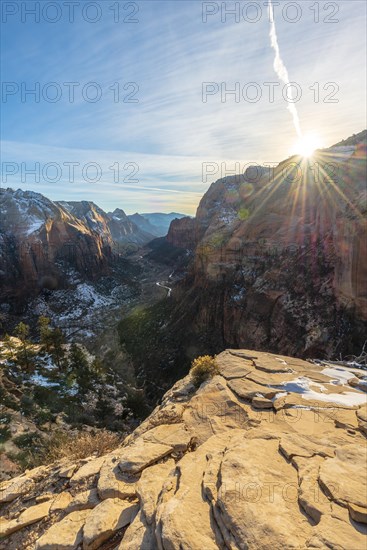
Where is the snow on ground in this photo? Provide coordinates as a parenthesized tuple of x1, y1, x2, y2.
(302, 389, 366, 406)
(29, 373, 59, 388)
(277, 375, 367, 407)
(321, 366, 357, 384)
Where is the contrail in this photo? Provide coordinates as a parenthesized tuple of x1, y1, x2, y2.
(267, 0, 302, 138)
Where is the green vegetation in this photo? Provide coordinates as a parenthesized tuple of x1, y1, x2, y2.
(190, 355, 219, 387)
(0, 412, 12, 444)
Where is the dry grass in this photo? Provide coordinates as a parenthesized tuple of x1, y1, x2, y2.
(40, 429, 122, 465)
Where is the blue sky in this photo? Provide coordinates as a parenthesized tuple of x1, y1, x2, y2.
(1, 0, 366, 214)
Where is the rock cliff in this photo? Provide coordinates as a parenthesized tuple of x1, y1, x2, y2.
(166, 131, 367, 358)
(0, 189, 153, 308)
(1, 349, 366, 549)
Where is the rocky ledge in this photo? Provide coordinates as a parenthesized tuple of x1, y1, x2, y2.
(1, 349, 366, 549)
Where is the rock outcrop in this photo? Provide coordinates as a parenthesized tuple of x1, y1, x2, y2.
(1, 349, 366, 549)
(166, 131, 367, 358)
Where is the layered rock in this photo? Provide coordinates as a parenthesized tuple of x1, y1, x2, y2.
(166, 131, 367, 357)
(1, 349, 366, 549)
(0, 189, 153, 306)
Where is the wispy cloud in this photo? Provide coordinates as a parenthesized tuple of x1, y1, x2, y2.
(1, 1, 366, 212)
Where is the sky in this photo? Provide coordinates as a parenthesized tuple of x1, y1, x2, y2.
(1, 0, 366, 214)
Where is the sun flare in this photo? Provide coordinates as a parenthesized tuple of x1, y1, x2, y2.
(293, 134, 323, 158)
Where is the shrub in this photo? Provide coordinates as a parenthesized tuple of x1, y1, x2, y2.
(41, 429, 122, 464)
(190, 355, 219, 387)
(9, 429, 122, 470)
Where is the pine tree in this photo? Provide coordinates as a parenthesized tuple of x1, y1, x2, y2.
(14, 322, 32, 370)
(69, 343, 90, 394)
(38, 316, 52, 351)
(49, 328, 65, 368)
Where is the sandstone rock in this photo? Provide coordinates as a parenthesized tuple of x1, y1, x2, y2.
(58, 463, 77, 479)
(308, 504, 367, 549)
(156, 436, 223, 549)
(0, 476, 35, 504)
(216, 351, 254, 379)
(141, 423, 191, 452)
(245, 369, 295, 386)
(83, 499, 138, 550)
(50, 491, 73, 513)
(215, 434, 313, 548)
(182, 377, 251, 444)
(319, 444, 367, 510)
(2, 348, 366, 550)
(1, 500, 51, 537)
(279, 433, 337, 460)
(98, 457, 137, 501)
(137, 459, 175, 524)
(35, 493, 54, 504)
(65, 488, 100, 513)
(228, 377, 276, 400)
(348, 502, 367, 524)
(357, 403, 367, 422)
(35, 509, 91, 550)
(118, 510, 155, 550)
(254, 357, 293, 374)
(118, 441, 173, 474)
(70, 456, 106, 484)
(292, 456, 331, 523)
(252, 396, 273, 409)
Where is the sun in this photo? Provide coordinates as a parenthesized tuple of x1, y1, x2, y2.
(293, 133, 323, 158)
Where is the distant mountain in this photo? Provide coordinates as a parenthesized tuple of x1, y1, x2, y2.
(58, 202, 154, 245)
(128, 212, 187, 237)
(0, 189, 154, 307)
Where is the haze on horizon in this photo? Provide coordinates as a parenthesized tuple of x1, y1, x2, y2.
(1, 0, 366, 215)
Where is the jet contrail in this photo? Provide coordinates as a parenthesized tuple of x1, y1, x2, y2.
(267, 0, 302, 138)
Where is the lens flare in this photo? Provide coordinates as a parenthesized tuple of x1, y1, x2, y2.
(293, 134, 323, 158)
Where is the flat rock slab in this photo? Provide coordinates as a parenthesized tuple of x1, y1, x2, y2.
(215, 435, 313, 549)
(70, 456, 107, 484)
(156, 435, 226, 550)
(1, 501, 51, 537)
(216, 351, 254, 379)
(83, 498, 138, 550)
(280, 433, 338, 460)
(119, 441, 173, 474)
(182, 378, 251, 444)
(308, 505, 367, 548)
(35, 510, 91, 550)
(319, 444, 367, 511)
(0, 476, 35, 504)
(254, 358, 293, 374)
(228, 377, 277, 400)
(98, 457, 137, 501)
(246, 370, 295, 386)
(252, 396, 273, 409)
(141, 423, 191, 452)
(65, 488, 100, 513)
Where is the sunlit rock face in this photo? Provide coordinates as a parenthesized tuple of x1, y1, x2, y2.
(0, 189, 155, 307)
(1, 349, 366, 549)
(0, 189, 111, 305)
(167, 131, 367, 357)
